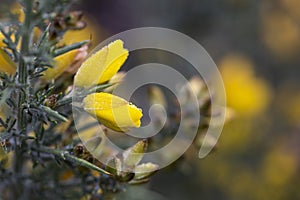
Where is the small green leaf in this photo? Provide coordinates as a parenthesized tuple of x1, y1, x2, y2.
(37, 24, 50, 48)
(40, 105, 68, 122)
(106, 157, 122, 176)
(123, 139, 148, 168)
(86, 83, 114, 95)
(54, 40, 90, 57)
(0, 87, 12, 107)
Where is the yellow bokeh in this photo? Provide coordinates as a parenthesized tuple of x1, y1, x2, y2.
(60, 17, 103, 49)
(261, 146, 297, 187)
(277, 83, 300, 125)
(261, 10, 300, 59)
(10, 3, 25, 22)
(279, 0, 300, 20)
(0, 33, 16, 75)
(220, 54, 271, 116)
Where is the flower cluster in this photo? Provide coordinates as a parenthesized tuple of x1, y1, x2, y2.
(74, 39, 143, 132)
(0, 1, 148, 199)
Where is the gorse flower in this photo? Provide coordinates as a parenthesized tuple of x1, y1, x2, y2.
(0, 32, 82, 80)
(0, 2, 158, 198)
(41, 49, 80, 80)
(220, 54, 271, 116)
(0, 33, 16, 75)
(74, 39, 143, 132)
(0, 3, 84, 79)
(0, 32, 81, 79)
(83, 92, 143, 132)
(74, 39, 128, 87)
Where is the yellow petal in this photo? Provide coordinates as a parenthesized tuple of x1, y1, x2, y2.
(0, 149, 13, 169)
(0, 104, 9, 132)
(0, 33, 6, 48)
(74, 39, 128, 88)
(0, 35, 18, 78)
(42, 49, 79, 81)
(11, 3, 25, 22)
(59, 169, 74, 181)
(74, 45, 108, 87)
(83, 92, 143, 132)
(0, 30, 20, 51)
(59, 17, 101, 49)
(220, 54, 271, 116)
(33, 27, 42, 43)
(0, 49, 16, 75)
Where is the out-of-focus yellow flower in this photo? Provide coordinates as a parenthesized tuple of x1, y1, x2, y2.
(261, 146, 297, 187)
(0, 49, 16, 75)
(11, 3, 41, 43)
(0, 108, 6, 132)
(60, 17, 102, 49)
(279, 0, 300, 20)
(283, 94, 300, 124)
(11, 3, 25, 22)
(74, 39, 128, 88)
(262, 11, 300, 59)
(74, 39, 142, 132)
(41, 49, 79, 81)
(0, 33, 7, 48)
(220, 54, 271, 116)
(0, 149, 13, 169)
(0, 2, 39, 75)
(59, 169, 75, 181)
(65, 45, 89, 74)
(83, 93, 142, 132)
(277, 83, 300, 125)
(0, 33, 16, 75)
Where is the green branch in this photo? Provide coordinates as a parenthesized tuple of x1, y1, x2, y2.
(54, 40, 90, 57)
(32, 146, 111, 175)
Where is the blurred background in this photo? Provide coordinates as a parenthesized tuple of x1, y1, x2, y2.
(4, 0, 300, 199)
(78, 0, 300, 199)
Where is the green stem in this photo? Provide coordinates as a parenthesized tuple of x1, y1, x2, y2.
(17, 0, 33, 131)
(55, 83, 113, 108)
(40, 105, 68, 122)
(32, 146, 111, 175)
(14, 2, 34, 196)
(53, 40, 90, 57)
(55, 96, 73, 108)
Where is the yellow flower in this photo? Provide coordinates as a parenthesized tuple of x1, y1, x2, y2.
(220, 54, 271, 116)
(0, 33, 16, 75)
(59, 17, 102, 49)
(11, 3, 42, 43)
(83, 93, 142, 132)
(0, 31, 78, 78)
(74, 39, 143, 132)
(11, 3, 25, 22)
(41, 49, 79, 81)
(280, 0, 300, 20)
(74, 39, 128, 88)
(262, 11, 300, 59)
(0, 148, 13, 169)
(261, 147, 297, 187)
